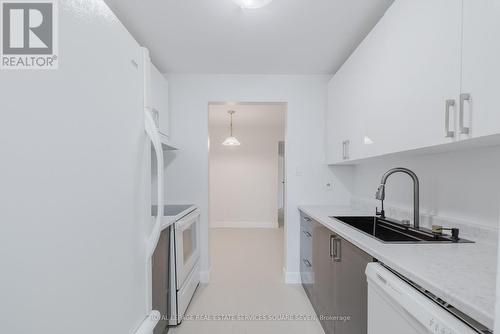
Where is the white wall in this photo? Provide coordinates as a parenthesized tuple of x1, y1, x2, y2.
(350, 146, 500, 229)
(165, 75, 353, 281)
(209, 104, 285, 228)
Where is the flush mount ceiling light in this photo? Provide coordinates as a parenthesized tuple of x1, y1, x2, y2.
(222, 110, 241, 146)
(232, 0, 273, 9)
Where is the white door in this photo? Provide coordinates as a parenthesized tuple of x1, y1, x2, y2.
(359, 0, 462, 158)
(459, 0, 500, 140)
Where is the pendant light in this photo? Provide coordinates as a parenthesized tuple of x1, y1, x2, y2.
(222, 110, 241, 146)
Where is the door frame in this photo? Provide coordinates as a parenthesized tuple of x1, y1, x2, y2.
(207, 101, 288, 275)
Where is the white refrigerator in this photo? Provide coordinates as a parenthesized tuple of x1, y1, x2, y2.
(0, 1, 160, 333)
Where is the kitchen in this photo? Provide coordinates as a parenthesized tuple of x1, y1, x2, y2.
(1, 1, 499, 334)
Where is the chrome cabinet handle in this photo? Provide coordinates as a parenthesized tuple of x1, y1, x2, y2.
(445, 99, 455, 138)
(302, 259, 312, 268)
(333, 237, 342, 262)
(329, 235, 334, 258)
(303, 216, 311, 222)
(459, 93, 471, 135)
(329, 234, 337, 258)
(302, 231, 312, 238)
(342, 140, 350, 160)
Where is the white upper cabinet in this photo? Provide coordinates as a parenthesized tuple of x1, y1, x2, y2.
(326, 0, 462, 164)
(151, 65, 170, 137)
(326, 0, 500, 164)
(359, 0, 462, 158)
(142, 48, 170, 139)
(326, 71, 358, 163)
(459, 0, 500, 140)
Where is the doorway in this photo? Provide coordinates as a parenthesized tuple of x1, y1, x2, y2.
(208, 102, 286, 230)
(207, 102, 287, 272)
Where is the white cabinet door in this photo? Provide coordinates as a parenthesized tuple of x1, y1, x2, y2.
(151, 65, 170, 137)
(359, 0, 462, 158)
(460, 0, 500, 140)
(326, 76, 349, 164)
(326, 0, 463, 164)
(326, 79, 341, 164)
(326, 69, 366, 164)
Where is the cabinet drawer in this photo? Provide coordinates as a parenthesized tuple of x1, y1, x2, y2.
(300, 214, 314, 234)
(300, 256, 314, 300)
(300, 212, 315, 302)
(300, 222, 313, 263)
(300, 228, 313, 242)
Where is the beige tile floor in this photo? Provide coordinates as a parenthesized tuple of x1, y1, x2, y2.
(169, 228, 324, 334)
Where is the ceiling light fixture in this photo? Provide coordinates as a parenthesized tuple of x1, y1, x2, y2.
(222, 110, 241, 146)
(232, 0, 273, 9)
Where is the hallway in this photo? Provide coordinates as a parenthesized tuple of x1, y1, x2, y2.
(170, 228, 324, 334)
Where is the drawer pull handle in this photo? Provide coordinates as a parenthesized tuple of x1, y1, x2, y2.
(332, 237, 342, 262)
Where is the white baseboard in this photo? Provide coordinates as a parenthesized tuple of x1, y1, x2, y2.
(199, 269, 211, 283)
(211, 221, 279, 229)
(283, 267, 301, 284)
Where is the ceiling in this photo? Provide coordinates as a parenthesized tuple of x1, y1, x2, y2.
(104, 0, 394, 74)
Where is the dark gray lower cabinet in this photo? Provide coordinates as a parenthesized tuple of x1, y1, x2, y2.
(333, 235, 373, 334)
(313, 223, 335, 333)
(300, 213, 373, 334)
(300, 213, 314, 300)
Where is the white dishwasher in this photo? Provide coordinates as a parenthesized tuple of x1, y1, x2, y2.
(366, 263, 489, 334)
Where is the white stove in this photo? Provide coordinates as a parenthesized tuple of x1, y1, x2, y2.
(154, 205, 200, 326)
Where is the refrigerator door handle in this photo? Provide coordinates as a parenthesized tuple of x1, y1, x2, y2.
(144, 107, 165, 258)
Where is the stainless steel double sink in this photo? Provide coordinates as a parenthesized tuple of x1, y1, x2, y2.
(331, 216, 473, 244)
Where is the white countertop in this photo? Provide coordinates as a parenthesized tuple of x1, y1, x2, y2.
(298, 205, 497, 330)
